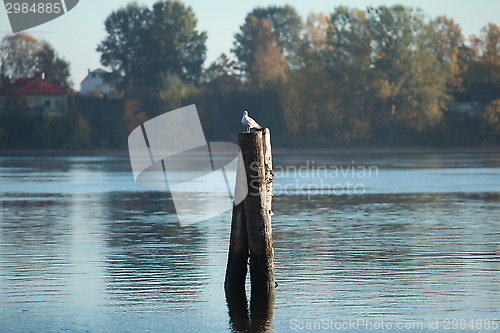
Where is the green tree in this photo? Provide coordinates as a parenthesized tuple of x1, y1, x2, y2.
(126, 86, 166, 119)
(203, 53, 240, 86)
(150, 0, 206, 85)
(281, 66, 340, 137)
(323, 7, 375, 140)
(97, 0, 206, 92)
(97, 3, 153, 89)
(34, 42, 72, 89)
(68, 115, 91, 148)
(367, 5, 448, 131)
(159, 74, 197, 111)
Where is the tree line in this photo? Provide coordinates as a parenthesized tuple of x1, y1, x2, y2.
(0, 1, 499, 149)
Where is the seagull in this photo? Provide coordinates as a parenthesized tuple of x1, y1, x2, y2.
(242, 110, 262, 132)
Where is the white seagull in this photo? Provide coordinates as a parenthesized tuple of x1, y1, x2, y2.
(242, 110, 262, 132)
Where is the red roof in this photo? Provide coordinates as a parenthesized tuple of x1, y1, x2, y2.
(0, 77, 65, 95)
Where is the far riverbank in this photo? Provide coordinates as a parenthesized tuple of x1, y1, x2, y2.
(1, 146, 499, 157)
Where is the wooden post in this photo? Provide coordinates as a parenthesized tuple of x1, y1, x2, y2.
(225, 128, 275, 293)
(224, 201, 248, 291)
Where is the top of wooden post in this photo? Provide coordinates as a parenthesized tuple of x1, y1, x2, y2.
(239, 127, 268, 134)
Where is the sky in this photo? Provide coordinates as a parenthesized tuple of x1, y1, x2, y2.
(1, 0, 499, 90)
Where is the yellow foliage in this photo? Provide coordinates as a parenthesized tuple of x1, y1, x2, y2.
(122, 99, 148, 132)
(250, 19, 288, 86)
(483, 99, 500, 132)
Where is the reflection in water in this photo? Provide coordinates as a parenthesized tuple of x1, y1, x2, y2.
(226, 289, 275, 333)
(0, 154, 499, 332)
(249, 290, 275, 332)
(226, 289, 249, 332)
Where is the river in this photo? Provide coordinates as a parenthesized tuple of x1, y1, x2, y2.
(0, 152, 499, 332)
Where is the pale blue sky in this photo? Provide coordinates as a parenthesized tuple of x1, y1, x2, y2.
(1, 0, 499, 89)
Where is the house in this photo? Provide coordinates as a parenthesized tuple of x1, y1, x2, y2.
(449, 83, 500, 115)
(447, 101, 482, 115)
(80, 69, 122, 98)
(0, 77, 67, 116)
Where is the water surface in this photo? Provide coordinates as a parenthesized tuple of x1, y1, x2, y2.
(0, 152, 499, 332)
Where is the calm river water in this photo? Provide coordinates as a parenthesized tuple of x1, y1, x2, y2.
(0, 152, 499, 332)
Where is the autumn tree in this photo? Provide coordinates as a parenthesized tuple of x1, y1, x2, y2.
(305, 12, 329, 52)
(0, 33, 71, 88)
(430, 16, 466, 89)
(464, 23, 500, 86)
(481, 99, 500, 143)
(233, 5, 302, 77)
(249, 18, 288, 86)
(122, 99, 147, 133)
(0, 33, 40, 79)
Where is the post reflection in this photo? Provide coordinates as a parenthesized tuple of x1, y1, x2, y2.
(226, 288, 275, 333)
(226, 289, 249, 332)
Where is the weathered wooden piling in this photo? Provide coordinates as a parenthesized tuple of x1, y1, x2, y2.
(225, 128, 275, 292)
(224, 201, 248, 291)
